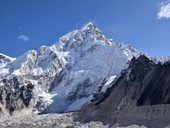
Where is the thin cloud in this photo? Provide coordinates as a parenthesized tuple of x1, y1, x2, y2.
(18, 26, 22, 30)
(157, 0, 170, 19)
(17, 34, 30, 42)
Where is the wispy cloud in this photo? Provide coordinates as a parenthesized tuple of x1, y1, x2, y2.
(157, 0, 170, 19)
(17, 34, 30, 42)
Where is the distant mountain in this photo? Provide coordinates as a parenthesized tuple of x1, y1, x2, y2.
(0, 23, 169, 128)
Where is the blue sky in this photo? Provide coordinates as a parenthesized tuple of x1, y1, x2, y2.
(0, 0, 170, 57)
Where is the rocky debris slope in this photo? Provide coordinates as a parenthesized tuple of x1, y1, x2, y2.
(0, 23, 139, 118)
(0, 112, 149, 128)
(75, 55, 170, 128)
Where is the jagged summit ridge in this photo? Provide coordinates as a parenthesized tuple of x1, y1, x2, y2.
(58, 22, 112, 53)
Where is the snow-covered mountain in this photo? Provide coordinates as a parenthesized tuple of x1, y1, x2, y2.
(0, 23, 140, 116)
(1, 23, 170, 128)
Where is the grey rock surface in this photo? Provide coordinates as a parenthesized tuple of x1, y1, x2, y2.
(76, 55, 170, 128)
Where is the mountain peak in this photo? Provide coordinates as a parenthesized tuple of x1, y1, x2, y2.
(80, 22, 96, 31)
(79, 22, 102, 35)
(58, 22, 110, 47)
(83, 22, 94, 27)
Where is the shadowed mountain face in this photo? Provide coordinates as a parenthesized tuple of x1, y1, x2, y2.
(76, 55, 170, 128)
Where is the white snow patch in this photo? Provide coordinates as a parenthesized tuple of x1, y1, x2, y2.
(101, 76, 117, 93)
(0, 82, 4, 86)
(12, 69, 21, 76)
(126, 68, 132, 81)
(38, 92, 56, 105)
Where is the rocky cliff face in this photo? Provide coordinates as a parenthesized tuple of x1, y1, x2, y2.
(1, 54, 170, 128)
(76, 55, 170, 128)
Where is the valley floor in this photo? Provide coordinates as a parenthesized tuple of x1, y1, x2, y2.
(0, 112, 150, 128)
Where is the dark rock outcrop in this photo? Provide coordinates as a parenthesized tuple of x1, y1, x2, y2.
(76, 55, 170, 128)
(0, 77, 34, 114)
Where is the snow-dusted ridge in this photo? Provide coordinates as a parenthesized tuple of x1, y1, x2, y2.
(0, 53, 16, 69)
(0, 22, 141, 114)
(0, 53, 16, 61)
